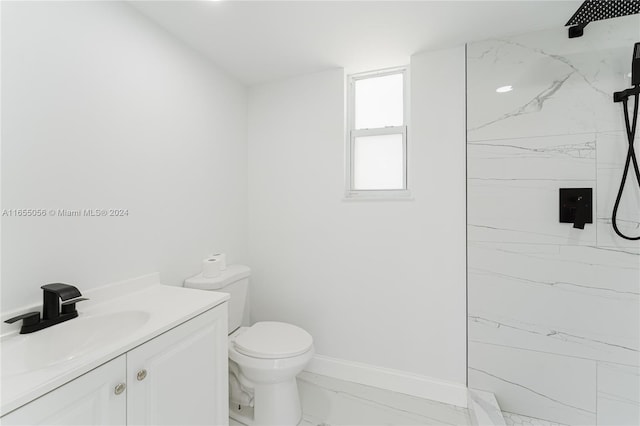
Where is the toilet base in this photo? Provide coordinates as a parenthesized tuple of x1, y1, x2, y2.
(229, 402, 254, 425)
(229, 378, 302, 426)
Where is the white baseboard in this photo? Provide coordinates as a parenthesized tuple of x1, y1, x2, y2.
(305, 354, 468, 408)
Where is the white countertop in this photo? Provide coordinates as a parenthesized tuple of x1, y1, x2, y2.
(0, 274, 229, 417)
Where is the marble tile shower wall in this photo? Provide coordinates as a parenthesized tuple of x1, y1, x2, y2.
(467, 15, 640, 426)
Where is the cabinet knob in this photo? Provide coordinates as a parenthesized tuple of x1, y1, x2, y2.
(114, 382, 126, 395)
(136, 369, 148, 381)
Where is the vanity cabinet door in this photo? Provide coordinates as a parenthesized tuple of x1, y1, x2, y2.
(1, 355, 126, 425)
(126, 304, 228, 426)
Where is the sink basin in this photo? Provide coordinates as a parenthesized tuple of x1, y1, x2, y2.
(1, 311, 150, 377)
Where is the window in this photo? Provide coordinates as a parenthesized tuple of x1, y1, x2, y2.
(347, 67, 409, 198)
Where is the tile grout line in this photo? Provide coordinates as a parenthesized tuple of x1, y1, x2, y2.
(465, 41, 470, 391)
(595, 360, 599, 424)
(467, 239, 640, 253)
(467, 129, 625, 144)
(468, 340, 640, 368)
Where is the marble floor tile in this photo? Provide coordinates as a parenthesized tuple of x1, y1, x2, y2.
(230, 372, 472, 426)
(297, 372, 471, 426)
(469, 341, 596, 425)
(502, 412, 567, 426)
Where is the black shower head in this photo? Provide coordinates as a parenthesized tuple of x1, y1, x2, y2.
(566, 0, 640, 26)
(566, 0, 640, 38)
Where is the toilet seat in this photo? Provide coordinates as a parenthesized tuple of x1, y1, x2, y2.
(234, 321, 313, 359)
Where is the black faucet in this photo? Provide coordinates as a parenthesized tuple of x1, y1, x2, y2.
(5, 283, 89, 334)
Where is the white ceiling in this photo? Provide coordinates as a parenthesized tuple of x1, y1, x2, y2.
(131, 1, 581, 85)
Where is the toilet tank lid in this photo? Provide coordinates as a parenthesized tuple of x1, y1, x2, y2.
(184, 264, 251, 290)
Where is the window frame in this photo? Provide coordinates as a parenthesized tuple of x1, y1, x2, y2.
(346, 66, 410, 199)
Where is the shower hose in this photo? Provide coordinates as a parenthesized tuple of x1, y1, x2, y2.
(612, 91, 640, 240)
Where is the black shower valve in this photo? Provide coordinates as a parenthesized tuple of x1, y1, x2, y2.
(559, 188, 593, 229)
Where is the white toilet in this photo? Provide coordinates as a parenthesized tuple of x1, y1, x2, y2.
(184, 265, 314, 426)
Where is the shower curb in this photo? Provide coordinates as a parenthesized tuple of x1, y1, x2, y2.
(468, 388, 506, 426)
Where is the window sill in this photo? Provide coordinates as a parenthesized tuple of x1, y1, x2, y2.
(343, 190, 413, 201)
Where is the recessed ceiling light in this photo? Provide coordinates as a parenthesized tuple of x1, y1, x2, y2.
(496, 85, 513, 93)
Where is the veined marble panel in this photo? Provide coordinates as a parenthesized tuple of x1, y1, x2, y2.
(468, 341, 596, 425)
(468, 242, 639, 366)
(468, 179, 597, 245)
(596, 131, 640, 249)
(597, 362, 640, 426)
(467, 134, 595, 181)
(467, 15, 639, 142)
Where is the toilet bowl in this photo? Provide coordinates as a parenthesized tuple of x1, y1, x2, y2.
(228, 322, 314, 425)
(184, 265, 314, 426)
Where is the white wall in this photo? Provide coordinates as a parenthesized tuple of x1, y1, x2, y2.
(1, 1, 247, 312)
(247, 46, 466, 386)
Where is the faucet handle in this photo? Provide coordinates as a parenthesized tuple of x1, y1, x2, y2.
(5, 311, 40, 327)
(61, 297, 89, 315)
(61, 297, 89, 305)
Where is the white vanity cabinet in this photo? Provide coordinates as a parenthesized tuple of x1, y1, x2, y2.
(0, 355, 127, 425)
(1, 304, 228, 426)
(127, 304, 228, 426)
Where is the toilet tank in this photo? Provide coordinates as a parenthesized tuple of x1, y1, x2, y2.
(183, 264, 251, 334)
